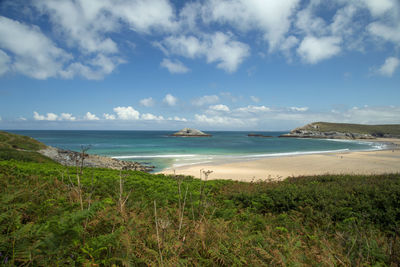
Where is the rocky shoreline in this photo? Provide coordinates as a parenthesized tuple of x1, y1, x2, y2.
(39, 146, 154, 172)
(279, 130, 376, 139)
(279, 122, 390, 140)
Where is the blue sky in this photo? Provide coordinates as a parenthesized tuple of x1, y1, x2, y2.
(0, 0, 399, 130)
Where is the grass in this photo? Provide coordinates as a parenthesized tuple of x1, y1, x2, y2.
(0, 159, 399, 266)
(0, 131, 51, 163)
(299, 122, 400, 136)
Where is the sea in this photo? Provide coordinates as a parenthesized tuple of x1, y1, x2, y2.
(10, 130, 387, 172)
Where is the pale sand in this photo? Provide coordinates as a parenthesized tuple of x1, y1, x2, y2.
(160, 138, 400, 182)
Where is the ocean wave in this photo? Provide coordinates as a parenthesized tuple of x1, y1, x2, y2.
(239, 149, 351, 158)
(172, 161, 213, 168)
(111, 154, 197, 159)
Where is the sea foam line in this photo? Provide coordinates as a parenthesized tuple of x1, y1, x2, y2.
(238, 149, 351, 158)
(112, 154, 197, 159)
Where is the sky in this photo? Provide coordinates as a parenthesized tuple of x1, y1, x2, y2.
(0, 0, 399, 131)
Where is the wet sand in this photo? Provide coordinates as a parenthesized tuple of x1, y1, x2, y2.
(160, 138, 400, 181)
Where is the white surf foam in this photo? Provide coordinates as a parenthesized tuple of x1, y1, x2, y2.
(112, 154, 197, 159)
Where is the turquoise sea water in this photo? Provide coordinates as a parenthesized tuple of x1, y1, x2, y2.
(11, 130, 386, 172)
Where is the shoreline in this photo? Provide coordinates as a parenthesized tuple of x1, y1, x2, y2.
(159, 138, 400, 181)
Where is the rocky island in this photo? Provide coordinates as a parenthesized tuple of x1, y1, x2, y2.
(172, 128, 212, 137)
(280, 122, 400, 140)
(248, 133, 273, 138)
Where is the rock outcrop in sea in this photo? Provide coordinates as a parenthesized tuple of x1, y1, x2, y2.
(172, 128, 212, 137)
(39, 146, 154, 172)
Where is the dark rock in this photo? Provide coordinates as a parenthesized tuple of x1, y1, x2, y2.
(172, 128, 211, 137)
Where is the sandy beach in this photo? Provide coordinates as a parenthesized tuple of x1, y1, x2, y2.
(160, 138, 400, 181)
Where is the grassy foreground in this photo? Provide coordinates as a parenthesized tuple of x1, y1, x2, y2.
(0, 158, 399, 266)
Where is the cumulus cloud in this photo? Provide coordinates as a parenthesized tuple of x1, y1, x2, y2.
(34, 0, 177, 53)
(157, 32, 249, 72)
(209, 104, 230, 112)
(60, 113, 76, 121)
(113, 106, 140, 120)
(195, 114, 246, 126)
(140, 97, 155, 107)
(84, 112, 100, 121)
(33, 111, 58, 121)
(237, 105, 271, 113)
(160, 58, 189, 73)
(163, 94, 178, 106)
(368, 23, 400, 44)
(192, 95, 219, 106)
(168, 116, 188, 122)
(377, 57, 400, 77)
(202, 0, 300, 51)
(362, 0, 396, 17)
(0, 16, 71, 79)
(297, 36, 342, 64)
(141, 113, 164, 120)
(103, 113, 116, 120)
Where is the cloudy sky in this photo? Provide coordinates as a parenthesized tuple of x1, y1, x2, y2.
(0, 0, 399, 130)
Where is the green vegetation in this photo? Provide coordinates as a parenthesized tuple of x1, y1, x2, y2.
(0, 130, 399, 265)
(0, 131, 53, 163)
(302, 122, 400, 136)
(0, 159, 399, 265)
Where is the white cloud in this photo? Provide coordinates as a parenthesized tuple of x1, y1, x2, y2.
(84, 112, 100, 121)
(195, 114, 246, 126)
(61, 54, 125, 80)
(163, 94, 178, 106)
(368, 23, 400, 44)
(157, 32, 249, 72)
(297, 36, 342, 64)
(168, 116, 188, 122)
(33, 111, 58, 121)
(209, 104, 230, 112)
(60, 113, 76, 121)
(250, 96, 260, 103)
(377, 57, 399, 77)
(160, 58, 189, 73)
(237, 105, 271, 112)
(141, 113, 164, 120)
(0, 16, 71, 79)
(140, 97, 155, 107)
(0, 49, 10, 75)
(34, 0, 177, 54)
(280, 35, 299, 59)
(295, 1, 328, 37)
(103, 113, 116, 120)
(289, 107, 308, 112)
(362, 0, 396, 17)
(340, 106, 400, 124)
(19, 116, 27, 121)
(202, 0, 300, 51)
(192, 95, 219, 106)
(113, 106, 140, 120)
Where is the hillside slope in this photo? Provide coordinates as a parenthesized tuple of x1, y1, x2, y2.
(0, 130, 55, 163)
(280, 122, 400, 139)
